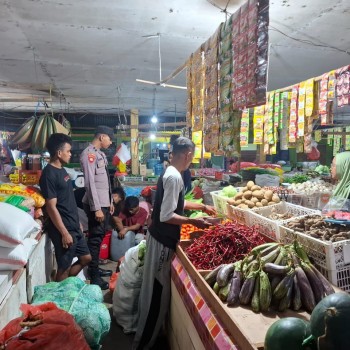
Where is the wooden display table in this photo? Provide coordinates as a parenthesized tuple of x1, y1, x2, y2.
(172, 242, 312, 350)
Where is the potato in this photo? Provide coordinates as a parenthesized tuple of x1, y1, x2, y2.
(251, 185, 262, 192)
(227, 198, 236, 205)
(261, 199, 268, 206)
(235, 192, 243, 200)
(255, 202, 263, 207)
(246, 200, 255, 208)
(264, 190, 273, 201)
(238, 204, 248, 209)
(247, 181, 255, 190)
(251, 197, 259, 204)
(242, 187, 248, 192)
(243, 190, 253, 199)
(241, 199, 247, 204)
(252, 190, 264, 199)
(272, 194, 281, 203)
(268, 201, 275, 206)
(235, 199, 242, 205)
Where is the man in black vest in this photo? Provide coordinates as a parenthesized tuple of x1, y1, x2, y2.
(133, 137, 210, 350)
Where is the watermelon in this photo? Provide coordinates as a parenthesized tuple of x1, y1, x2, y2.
(264, 317, 311, 350)
(304, 292, 350, 350)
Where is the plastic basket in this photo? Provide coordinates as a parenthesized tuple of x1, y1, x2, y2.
(210, 190, 230, 216)
(249, 202, 320, 242)
(285, 193, 304, 206)
(279, 225, 350, 291)
(301, 194, 319, 209)
(227, 204, 251, 225)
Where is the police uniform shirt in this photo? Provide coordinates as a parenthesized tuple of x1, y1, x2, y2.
(80, 144, 112, 211)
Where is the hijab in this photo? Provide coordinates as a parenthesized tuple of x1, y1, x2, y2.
(332, 151, 350, 199)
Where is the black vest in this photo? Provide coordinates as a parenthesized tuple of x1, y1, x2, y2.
(149, 172, 184, 250)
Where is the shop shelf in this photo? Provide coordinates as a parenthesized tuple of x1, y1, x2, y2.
(248, 202, 320, 241)
(9, 170, 42, 186)
(279, 225, 350, 291)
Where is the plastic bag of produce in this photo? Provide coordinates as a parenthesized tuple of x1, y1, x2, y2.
(255, 174, 280, 187)
(0, 202, 40, 247)
(322, 197, 350, 221)
(31, 277, 110, 350)
(0, 302, 90, 350)
(112, 240, 146, 334)
(202, 180, 221, 205)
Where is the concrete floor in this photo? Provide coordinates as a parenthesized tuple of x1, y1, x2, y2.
(99, 260, 169, 350)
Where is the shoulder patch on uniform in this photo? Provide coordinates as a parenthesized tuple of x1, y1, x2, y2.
(88, 153, 96, 163)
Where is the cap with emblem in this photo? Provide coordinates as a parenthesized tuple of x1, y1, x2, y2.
(96, 125, 115, 140)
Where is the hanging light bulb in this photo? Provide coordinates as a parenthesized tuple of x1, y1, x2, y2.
(149, 133, 156, 140)
(151, 115, 158, 124)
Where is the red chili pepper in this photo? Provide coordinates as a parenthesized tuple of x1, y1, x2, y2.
(184, 221, 267, 270)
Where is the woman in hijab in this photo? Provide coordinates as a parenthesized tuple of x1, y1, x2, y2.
(331, 151, 350, 199)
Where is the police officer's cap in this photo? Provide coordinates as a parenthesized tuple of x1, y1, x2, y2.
(96, 125, 115, 140)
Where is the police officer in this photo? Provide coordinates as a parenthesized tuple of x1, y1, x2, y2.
(80, 125, 114, 289)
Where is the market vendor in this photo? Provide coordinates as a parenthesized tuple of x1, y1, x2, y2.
(170, 135, 192, 194)
(133, 137, 211, 350)
(331, 151, 350, 199)
(110, 196, 148, 261)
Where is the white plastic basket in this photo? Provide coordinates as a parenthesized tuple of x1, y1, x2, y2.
(210, 190, 230, 216)
(226, 204, 252, 225)
(301, 194, 319, 209)
(210, 190, 255, 225)
(248, 202, 321, 242)
(279, 225, 350, 291)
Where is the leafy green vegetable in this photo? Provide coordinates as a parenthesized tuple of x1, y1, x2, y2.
(221, 185, 238, 198)
(283, 174, 310, 184)
(189, 211, 209, 218)
(314, 165, 330, 174)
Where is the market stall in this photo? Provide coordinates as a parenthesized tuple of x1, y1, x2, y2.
(164, 0, 350, 345)
(171, 212, 347, 350)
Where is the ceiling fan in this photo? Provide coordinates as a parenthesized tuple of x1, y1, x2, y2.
(136, 33, 187, 90)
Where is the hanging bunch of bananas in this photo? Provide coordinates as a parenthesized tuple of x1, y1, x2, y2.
(10, 114, 69, 152)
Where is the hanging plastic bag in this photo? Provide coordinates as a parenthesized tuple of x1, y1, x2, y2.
(116, 143, 131, 164)
(307, 141, 320, 160)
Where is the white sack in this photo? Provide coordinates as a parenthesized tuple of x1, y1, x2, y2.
(0, 238, 37, 270)
(0, 202, 40, 247)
